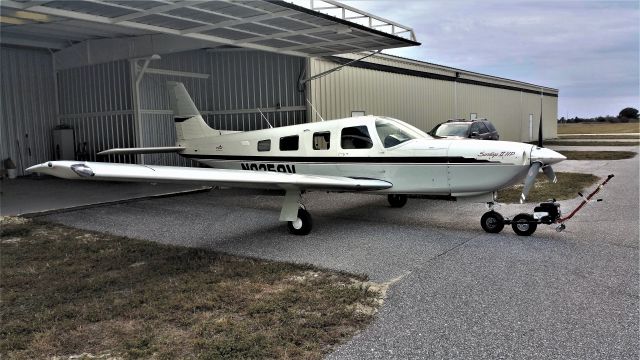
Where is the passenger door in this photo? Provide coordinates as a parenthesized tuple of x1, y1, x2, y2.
(336, 124, 381, 179)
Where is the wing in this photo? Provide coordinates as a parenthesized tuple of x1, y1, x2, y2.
(97, 146, 185, 155)
(26, 161, 392, 191)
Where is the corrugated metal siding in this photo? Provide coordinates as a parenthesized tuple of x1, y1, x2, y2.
(338, 53, 559, 95)
(1, 46, 58, 175)
(310, 57, 558, 142)
(57, 60, 135, 163)
(310, 57, 454, 131)
(138, 49, 307, 165)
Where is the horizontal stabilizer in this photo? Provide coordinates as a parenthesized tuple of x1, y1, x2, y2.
(97, 147, 185, 155)
(26, 161, 393, 192)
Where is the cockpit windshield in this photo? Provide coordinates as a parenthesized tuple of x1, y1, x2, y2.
(375, 118, 427, 148)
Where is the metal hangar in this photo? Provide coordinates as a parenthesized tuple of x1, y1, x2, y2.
(0, 0, 556, 175)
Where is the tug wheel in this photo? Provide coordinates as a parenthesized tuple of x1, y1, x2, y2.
(511, 213, 537, 236)
(287, 208, 313, 236)
(388, 194, 408, 208)
(481, 211, 505, 233)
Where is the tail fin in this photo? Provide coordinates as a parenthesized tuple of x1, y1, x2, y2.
(167, 81, 216, 141)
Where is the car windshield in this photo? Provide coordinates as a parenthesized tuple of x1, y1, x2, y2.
(434, 123, 469, 137)
(375, 119, 423, 148)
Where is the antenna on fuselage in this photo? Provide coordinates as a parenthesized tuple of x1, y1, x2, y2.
(257, 108, 273, 128)
(306, 98, 325, 122)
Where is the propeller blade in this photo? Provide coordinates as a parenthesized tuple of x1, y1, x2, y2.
(542, 165, 557, 183)
(521, 162, 542, 203)
(538, 93, 544, 147)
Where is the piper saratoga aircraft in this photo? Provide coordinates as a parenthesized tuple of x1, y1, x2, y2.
(28, 82, 565, 235)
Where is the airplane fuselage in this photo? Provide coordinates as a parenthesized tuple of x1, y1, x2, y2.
(177, 116, 558, 198)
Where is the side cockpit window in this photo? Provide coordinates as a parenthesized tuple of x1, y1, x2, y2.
(341, 126, 373, 149)
(375, 119, 418, 148)
(313, 132, 330, 150)
(257, 139, 271, 152)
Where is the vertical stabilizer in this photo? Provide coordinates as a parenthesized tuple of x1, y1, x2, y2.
(167, 81, 216, 140)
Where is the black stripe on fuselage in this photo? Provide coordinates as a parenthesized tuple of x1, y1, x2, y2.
(174, 116, 192, 123)
(180, 154, 500, 164)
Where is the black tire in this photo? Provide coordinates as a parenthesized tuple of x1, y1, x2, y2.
(481, 211, 505, 233)
(388, 194, 408, 208)
(287, 208, 312, 235)
(511, 213, 537, 236)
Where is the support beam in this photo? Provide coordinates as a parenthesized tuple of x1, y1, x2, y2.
(53, 34, 216, 70)
(0, 33, 66, 49)
(180, 10, 298, 35)
(110, 1, 208, 23)
(142, 67, 210, 79)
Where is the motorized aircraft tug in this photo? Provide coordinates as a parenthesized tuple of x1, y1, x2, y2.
(28, 82, 567, 235)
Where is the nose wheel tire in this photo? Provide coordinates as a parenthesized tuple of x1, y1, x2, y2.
(481, 211, 505, 233)
(388, 194, 408, 208)
(287, 208, 313, 235)
(511, 213, 537, 236)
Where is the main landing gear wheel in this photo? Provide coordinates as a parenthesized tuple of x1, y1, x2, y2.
(511, 213, 537, 236)
(388, 194, 408, 208)
(287, 208, 313, 236)
(481, 211, 505, 233)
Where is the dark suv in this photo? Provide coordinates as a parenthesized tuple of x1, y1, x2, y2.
(429, 119, 499, 140)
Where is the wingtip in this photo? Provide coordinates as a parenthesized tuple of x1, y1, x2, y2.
(26, 162, 48, 173)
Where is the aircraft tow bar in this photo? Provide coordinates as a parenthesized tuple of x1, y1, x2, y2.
(481, 174, 615, 236)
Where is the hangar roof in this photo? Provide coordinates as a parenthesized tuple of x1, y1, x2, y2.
(0, 0, 419, 57)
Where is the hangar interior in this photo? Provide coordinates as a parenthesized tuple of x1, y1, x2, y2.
(1, 0, 557, 176)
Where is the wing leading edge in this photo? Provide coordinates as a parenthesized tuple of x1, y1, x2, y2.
(26, 161, 392, 191)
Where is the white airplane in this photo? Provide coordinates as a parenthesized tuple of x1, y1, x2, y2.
(28, 82, 565, 235)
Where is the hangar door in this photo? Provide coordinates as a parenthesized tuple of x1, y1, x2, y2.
(54, 49, 308, 167)
(137, 50, 307, 166)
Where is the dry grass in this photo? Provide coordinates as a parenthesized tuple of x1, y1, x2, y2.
(1, 219, 381, 359)
(497, 172, 599, 203)
(558, 122, 640, 134)
(542, 140, 639, 146)
(558, 134, 639, 139)
(558, 151, 637, 161)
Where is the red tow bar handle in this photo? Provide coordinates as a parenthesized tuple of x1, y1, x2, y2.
(558, 173, 615, 223)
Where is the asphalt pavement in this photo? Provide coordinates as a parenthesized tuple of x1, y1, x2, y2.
(44, 146, 639, 359)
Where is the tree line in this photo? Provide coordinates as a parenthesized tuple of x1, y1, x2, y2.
(559, 107, 639, 123)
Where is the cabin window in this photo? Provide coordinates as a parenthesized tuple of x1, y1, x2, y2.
(257, 139, 271, 152)
(313, 132, 330, 150)
(279, 135, 299, 151)
(341, 126, 373, 149)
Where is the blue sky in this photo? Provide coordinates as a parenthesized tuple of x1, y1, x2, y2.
(336, 0, 640, 118)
